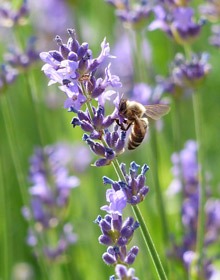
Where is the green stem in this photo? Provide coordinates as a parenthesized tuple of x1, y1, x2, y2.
(192, 91, 206, 272)
(0, 152, 10, 280)
(132, 204, 168, 280)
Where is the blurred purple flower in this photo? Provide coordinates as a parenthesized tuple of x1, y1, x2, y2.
(149, 6, 204, 45)
(172, 53, 211, 87)
(199, 0, 220, 22)
(105, 0, 152, 29)
(158, 52, 211, 98)
(169, 140, 198, 195)
(168, 140, 220, 279)
(22, 143, 79, 260)
(0, 64, 18, 92)
(4, 37, 39, 69)
(0, 0, 29, 27)
(209, 25, 220, 48)
(0, 37, 39, 93)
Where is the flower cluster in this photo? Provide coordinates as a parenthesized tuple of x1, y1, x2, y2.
(70, 97, 126, 166)
(22, 144, 79, 261)
(0, 0, 29, 27)
(95, 160, 149, 279)
(0, 36, 39, 93)
(105, 0, 152, 29)
(157, 52, 211, 98)
(149, 4, 204, 45)
(0, 64, 18, 92)
(199, 0, 220, 22)
(168, 140, 220, 279)
(103, 161, 149, 205)
(4, 37, 39, 70)
(209, 25, 220, 48)
(40, 29, 121, 110)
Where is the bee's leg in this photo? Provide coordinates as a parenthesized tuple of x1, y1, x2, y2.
(117, 121, 132, 131)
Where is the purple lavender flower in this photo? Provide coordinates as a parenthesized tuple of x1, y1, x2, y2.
(4, 37, 39, 69)
(149, 6, 204, 45)
(199, 0, 220, 22)
(97, 213, 139, 247)
(159, 52, 211, 98)
(82, 126, 126, 167)
(105, 0, 152, 29)
(0, 0, 29, 27)
(209, 25, 220, 48)
(121, 161, 149, 204)
(40, 29, 121, 110)
(101, 188, 127, 215)
(22, 144, 79, 260)
(168, 140, 198, 195)
(102, 161, 149, 205)
(0, 64, 18, 92)
(71, 105, 115, 139)
(168, 140, 220, 279)
(172, 53, 211, 88)
(96, 184, 140, 277)
(102, 244, 139, 266)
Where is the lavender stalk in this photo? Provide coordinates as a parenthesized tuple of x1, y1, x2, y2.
(192, 90, 206, 272)
(0, 153, 9, 280)
(40, 29, 168, 279)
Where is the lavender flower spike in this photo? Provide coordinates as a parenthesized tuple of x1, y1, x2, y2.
(22, 143, 79, 261)
(149, 6, 204, 45)
(40, 30, 120, 110)
(0, 0, 29, 27)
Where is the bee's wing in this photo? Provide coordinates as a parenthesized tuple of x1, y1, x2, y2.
(144, 104, 170, 120)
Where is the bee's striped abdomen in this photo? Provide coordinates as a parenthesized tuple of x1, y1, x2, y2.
(128, 118, 148, 150)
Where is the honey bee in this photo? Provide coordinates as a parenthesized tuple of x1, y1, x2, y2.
(117, 98, 170, 150)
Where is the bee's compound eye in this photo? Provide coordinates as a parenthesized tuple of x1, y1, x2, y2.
(119, 100, 127, 113)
